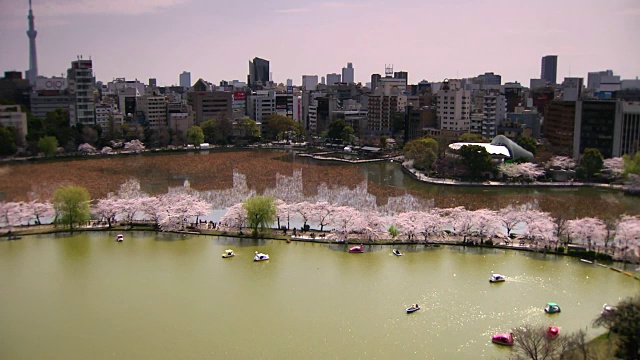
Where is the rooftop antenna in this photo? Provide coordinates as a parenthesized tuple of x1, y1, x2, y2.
(385, 64, 393, 77)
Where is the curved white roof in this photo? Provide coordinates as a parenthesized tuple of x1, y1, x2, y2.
(448, 142, 511, 157)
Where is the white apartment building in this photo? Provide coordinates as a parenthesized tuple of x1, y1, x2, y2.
(248, 91, 276, 123)
(95, 103, 123, 130)
(137, 95, 168, 128)
(378, 77, 407, 94)
(436, 79, 471, 132)
(67, 59, 96, 126)
(481, 92, 507, 138)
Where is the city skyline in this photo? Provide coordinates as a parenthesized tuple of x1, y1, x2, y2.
(0, 0, 638, 86)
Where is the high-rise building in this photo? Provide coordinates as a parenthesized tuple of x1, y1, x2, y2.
(543, 100, 576, 154)
(248, 57, 269, 89)
(371, 74, 382, 91)
(180, 71, 191, 88)
(187, 79, 232, 125)
(393, 71, 408, 83)
(477, 72, 502, 86)
(326, 73, 341, 86)
(481, 92, 507, 138)
(67, 58, 96, 126)
(321, 76, 326, 85)
(136, 94, 167, 128)
(0, 105, 28, 145)
(573, 100, 620, 159)
(541, 55, 558, 85)
(342, 63, 354, 84)
(436, 79, 471, 132)
(302, 75, 318, 91)
(286, 79, 293, 87)
(26, 0, 38, 85)
(561, 77, 584, 101)
(587, 70, 621, 92)
(30, 77, 69, 119)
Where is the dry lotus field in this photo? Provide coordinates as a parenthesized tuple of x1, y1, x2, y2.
(0, 150, 636, 219)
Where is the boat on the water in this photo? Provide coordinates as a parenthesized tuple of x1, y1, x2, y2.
(254, 251, 269, 261)
(222, 249, 235, 258)
(116, 234, 124, 242)
(491, 332, 514, 346)
(546, 326, 560, 339)
(392, 249, 403, 256)
(545, 302, 561, 314)
(349, 244, 364, 253)
(406, 304, 420, 313)
(489, 274, 506, 283)
(7, 235, 21, 240)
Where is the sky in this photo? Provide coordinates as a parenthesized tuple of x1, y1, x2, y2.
(0, 0, 639, 87)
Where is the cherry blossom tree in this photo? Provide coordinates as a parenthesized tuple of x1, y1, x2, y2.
(603, 157, 625, 177)
(0, 202, 31, 229)
(613, 215, 640, 262)
(352, 210, 387, 242)
(497, 204, 530, 239)
(521, 209, 556, 249)
(290, 201, 314, 230)
(92, 197, 121, 228)
(548, 156, 576, 170)
(328, 206, 360, 241)
(26, 200, 55, 225)
(310, 202, 337, 232)
(499, 163, 545, 182)
(219, 203, 247, 231)
(393, 211, 424, 241)
(566, 217, 607, 251)
(157, 193, 210, 231)
(473, 209, 500, 241)
(418, 210, 446, 242)
(139, 196, 165, 228)
(77, 143, 96, 154)
(124, 139, 145, 153)
(445, 207, 477, 242)
(100, 146, 112, 155)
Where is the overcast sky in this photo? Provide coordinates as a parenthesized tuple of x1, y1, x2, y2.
(0, 0, 639, 86)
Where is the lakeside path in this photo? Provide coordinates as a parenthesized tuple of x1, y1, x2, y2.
(401, 163, 626, 190)
(3, 223, 639, 281)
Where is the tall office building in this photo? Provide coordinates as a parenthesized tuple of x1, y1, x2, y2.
(541, 55, 558, 84)
(67, 58, 96, 126)
(179, 71, 191, 88)
(342, 63, 354, 84)
(26, 0, 38, 85)
(326, 73, 341, 86)
(393, 71, 408, 83)
(371, 74, 382, 91)
(248, 57, 269, 89)
(302, 75, 318, 91)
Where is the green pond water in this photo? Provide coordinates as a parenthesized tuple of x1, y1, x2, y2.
(1, 232, 638, 359)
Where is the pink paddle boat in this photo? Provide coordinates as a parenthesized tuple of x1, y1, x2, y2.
(546, 326, 560, 339)
(349, 244, 364, 253)
(491, 332, 514, 346)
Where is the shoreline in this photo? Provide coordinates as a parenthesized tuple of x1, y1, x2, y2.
(3, 225, 638, 281)
(400, 162, 627, 190)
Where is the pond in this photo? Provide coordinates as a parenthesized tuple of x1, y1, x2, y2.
(1, 232, 637, 359)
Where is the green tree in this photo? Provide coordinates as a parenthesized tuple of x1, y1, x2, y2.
(623, 151, 640, 175)
(516, 135, 538, 155)
(404, 137, 438, 170)
(327, 120, 347, 142)
(38, 136, 59, 156)
(579, 148, 604, 179)
(0, 125, 17, 155)
(186, 125, 204, 146)
(459, 144, 493, 179)
(243, 195, 276, 237)
(388, 225, 399, 241)
(593, 294, 640, 359)
(458, 133, 486, 143)
(264, 114, 295, 141)
(239, 117, 260, 140)
(380, 136, 388, 150)
(53, 185, 91, 230)
(341, 125, 355, 144)
(200, 119, 218, 143)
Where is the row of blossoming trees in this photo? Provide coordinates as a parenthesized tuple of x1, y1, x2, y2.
(1, 176, 639, 262)
(218, 200, 640, 262)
